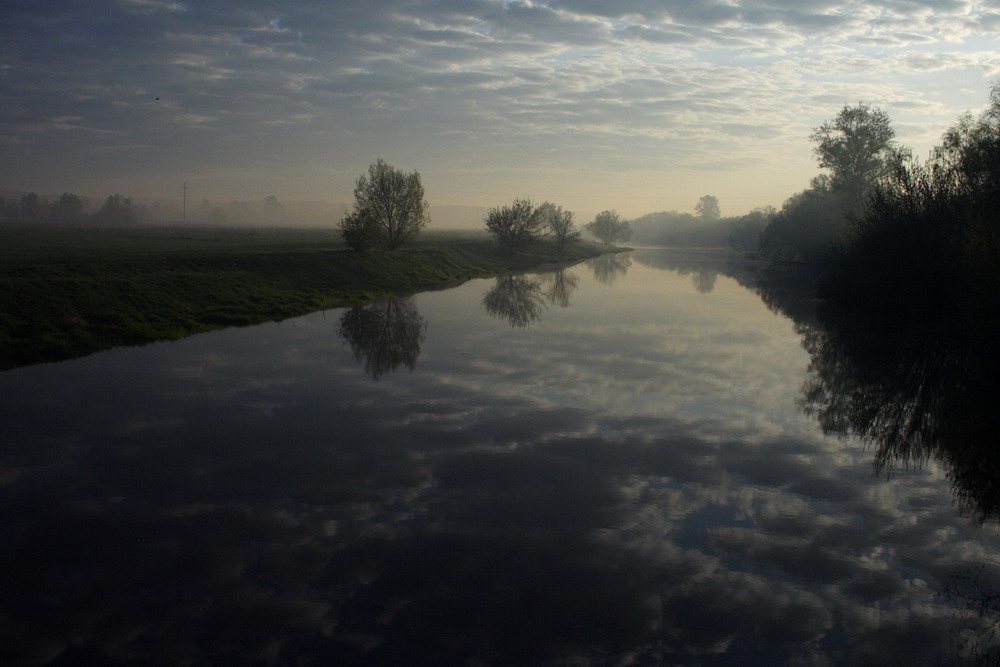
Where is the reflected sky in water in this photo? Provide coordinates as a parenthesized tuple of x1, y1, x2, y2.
(1, 249, 998, 665)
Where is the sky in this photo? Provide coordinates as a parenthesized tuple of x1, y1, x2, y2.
(2, 0, 1000, 224)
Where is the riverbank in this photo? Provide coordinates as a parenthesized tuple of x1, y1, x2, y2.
(0, 226, 610, 370)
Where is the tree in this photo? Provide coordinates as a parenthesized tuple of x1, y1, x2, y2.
(50, 193, 85, 225)
(810, 103, 902, 216)
(93, 194, 137, 225)
(586, 210, 631, 246)
(694, 195, 720, 222)
(18, 193, 43, 224)
(262, 194, 285, 223)
(352, 158, 429, 249)
(484, 198, 545, 253)
(536, 201, 580, 252)
(822, 84, 1000, 313)
(728, 206, 775, 251)
(338, 207, 380, 252)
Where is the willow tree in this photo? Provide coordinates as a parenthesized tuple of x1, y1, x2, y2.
(351, 158, 429, 249)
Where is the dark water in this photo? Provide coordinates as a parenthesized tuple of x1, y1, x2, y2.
(2, 248, 999, 665)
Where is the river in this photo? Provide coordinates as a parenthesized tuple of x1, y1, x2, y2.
(2, 248, 998, 665)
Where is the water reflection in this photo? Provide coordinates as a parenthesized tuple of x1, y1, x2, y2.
(799, 308, 1000, 523)
(2, 250, 999, 665)
(337, 298, 427, 379)
(541, 268, 578, 308)
(586, 253, 631, 284)
(482, 274, 546, 327)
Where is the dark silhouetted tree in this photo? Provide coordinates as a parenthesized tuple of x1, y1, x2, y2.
(586, 210, 631, 246)
(759, 176, 845, 262)
(484, 198, 545, 254)
(93, 194, 137, 225)
(728, 206, 775, 251)
(695, 195, 720, 222)
(50, 193, 85, 225)
(810, 103, 903, 216)
(262, 194, 285, 223)
(338, 208, 380, 252)
(352, 158, 429, 249)
(18, 193, 43, 224)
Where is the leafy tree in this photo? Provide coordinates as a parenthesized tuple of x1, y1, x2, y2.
(536, 201, 580, 252)
(352, 158, 429, 249)
(51, 193, 85, 225)
(18, 193, 43, 224)
(262, 194, 285, 223)
(586, 210, 631, 246)
(760, 176, 845, 262)
(484, 198, 545, 253)
(728, 206, 775, 251)
(695, 195, 720, 222)
(93, 194, 137, 225)
(338, 207, 380, 252)
(822, 84, 1000, 313)
(810, 103, 903, 216)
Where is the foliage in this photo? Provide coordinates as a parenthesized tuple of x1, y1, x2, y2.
(822, 84, 1000, 314)
(352, 157, 429, 249)
(536, 201, 580, 252)
(586, 210, 631, 246)
(759, 177, 849, 262)
(728, 206, 775, 251)
(810, 103, 903, 216)
(629, 210, 728, 247)
(484, 198, 545, 253)
(694, 195, 721, 222)
(338, 208, 381, 252)
(93, 194, 137, 226)
(51, 193, 85, 224)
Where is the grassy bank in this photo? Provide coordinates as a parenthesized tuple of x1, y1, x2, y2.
(0, 226, 608, 370)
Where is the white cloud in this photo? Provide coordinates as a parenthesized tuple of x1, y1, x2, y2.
(0, 0, 998, 214)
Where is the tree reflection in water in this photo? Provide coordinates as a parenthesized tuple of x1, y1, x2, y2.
(541, 269, 578, 308)
(798, 308, 1000, 523)
(587, 253, 632, 284)
(337, 298, 428, 380)
(482, 274, 546, 328)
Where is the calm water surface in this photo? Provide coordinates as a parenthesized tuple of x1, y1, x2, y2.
(2, 248, 998, 665)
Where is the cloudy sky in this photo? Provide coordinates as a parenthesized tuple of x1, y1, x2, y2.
(2, 0, 1000, 221)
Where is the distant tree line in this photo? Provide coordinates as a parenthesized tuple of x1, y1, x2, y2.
(626, 197, 775, 252)
(0, 192, 142, 226)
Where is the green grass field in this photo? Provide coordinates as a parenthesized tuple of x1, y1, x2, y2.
(0, 225, 607, 369)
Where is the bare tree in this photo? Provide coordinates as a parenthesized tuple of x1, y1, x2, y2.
(352, 158, 429, 249)
(536, 201, 580, 253)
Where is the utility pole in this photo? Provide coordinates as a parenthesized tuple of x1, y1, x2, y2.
(182, 182, 187, 224)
